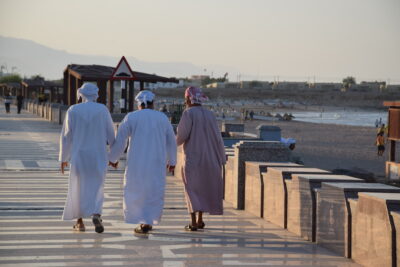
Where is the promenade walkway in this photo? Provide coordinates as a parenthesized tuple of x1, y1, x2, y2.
(0, 105, 360, 266)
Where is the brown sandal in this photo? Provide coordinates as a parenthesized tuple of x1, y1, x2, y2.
(184, 224, 198, 231)
(73, 223, 85, 232)
(134, 224, 151, 234)
(197, 222, 205, 229)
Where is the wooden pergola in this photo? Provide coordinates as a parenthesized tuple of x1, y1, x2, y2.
(21, 77, 62, 103)
(63, 64, 178, 113)
(384, 101, 400, 180)
(0, 82, 21, 97)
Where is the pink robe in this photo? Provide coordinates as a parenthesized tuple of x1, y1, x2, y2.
(176, 106, 226, 215)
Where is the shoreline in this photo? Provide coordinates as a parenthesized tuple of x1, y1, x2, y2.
(224, 118, 388, 179)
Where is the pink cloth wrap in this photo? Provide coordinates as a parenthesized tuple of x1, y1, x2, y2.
(184, 87, 208, 104)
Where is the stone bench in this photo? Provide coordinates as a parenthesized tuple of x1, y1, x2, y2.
(224, 141, 291, 210)
(287, 175, 363, 242)
(263, 167, 330, 229)
(352, 192, 400, 267)
(316, 183, 400, 258)
(244, 161, 302, 218)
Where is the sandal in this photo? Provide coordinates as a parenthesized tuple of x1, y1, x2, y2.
(184, 224, 198, 231)
(197, 222, 205, 229)
(134, 224, 150, 234)
(73, 223, 85, 232)
(92, 215, 104, 233)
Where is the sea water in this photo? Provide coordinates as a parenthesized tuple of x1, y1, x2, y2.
(291, 110, 387, 127)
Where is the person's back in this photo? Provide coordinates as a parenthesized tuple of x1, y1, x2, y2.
(125, 109, 173, 171)
(4, 95, 11, 103)
(376, 134, 385, 146)
(67, 102, 111, 167)
(176, 87, 226, 231)
(4, 94, 11, 113)
(181, 106, 225, 167)
(108, 90, 176, 233)
(59, 83, 115, 233)
(17, 95, 23, 102)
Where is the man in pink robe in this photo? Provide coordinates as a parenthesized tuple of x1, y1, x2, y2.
(176, 87, 226, 231)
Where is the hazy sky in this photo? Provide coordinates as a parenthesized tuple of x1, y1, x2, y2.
(1, 0, 399, 82)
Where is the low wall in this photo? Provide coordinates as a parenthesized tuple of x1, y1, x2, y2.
(317, 182, 400, 258)
(287, 174, 361, 242)
(352, 192, 400, 267)
(225, 141, 291, 210)
(23, 101, 125, 126)
(244, 161, 302, 218)
(263, 167, 330, 229)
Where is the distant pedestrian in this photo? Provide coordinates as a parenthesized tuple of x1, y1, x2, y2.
(59, 83, 115, 233)
(176, 87, 226, 231)
(16, 93, 24, 114)
(4, 93, 12, 113)
(375, 119, 379, 128)
(249, 110, 254, 120)
(376, 132, 385, 156)
(377, 123, 387, 135)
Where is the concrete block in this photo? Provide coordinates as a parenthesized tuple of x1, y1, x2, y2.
(224, 155, 235, 202)
(316, 183, 400, 258)
(222, 123, 244, 133)
(256, 125, 281, 141)
(352, 192, 400, 267)
(288, 175, 363, 242)
(391, 211, 400, 267)
(244, 161, 302, 218)
(225, 141, 291, 210)
(263, 167, 330, 229)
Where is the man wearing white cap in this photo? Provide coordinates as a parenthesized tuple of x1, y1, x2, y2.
(59, 83, 115, 233)
(109, 90, 176, 234)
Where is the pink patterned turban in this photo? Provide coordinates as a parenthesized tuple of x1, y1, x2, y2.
(184, 86, 208, 104)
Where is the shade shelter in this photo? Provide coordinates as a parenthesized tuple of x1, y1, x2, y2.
(21, 77, 62, 103)
(63, 61, 178, 113)
(0, 82, 21, 97)
(384, 101, 400, 181)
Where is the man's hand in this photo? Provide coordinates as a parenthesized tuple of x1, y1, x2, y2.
(109, 161, 119, 169)
(167, 165, 175, 174)
(61, 162, 68, 174)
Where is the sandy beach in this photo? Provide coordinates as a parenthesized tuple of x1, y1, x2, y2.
(234, 118, 388, 179)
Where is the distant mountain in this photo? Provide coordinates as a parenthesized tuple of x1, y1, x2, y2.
(0, 36, 225, 80)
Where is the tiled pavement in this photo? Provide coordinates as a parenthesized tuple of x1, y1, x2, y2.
(0, 105, 360, 266)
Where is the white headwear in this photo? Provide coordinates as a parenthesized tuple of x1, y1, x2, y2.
(135, 90, 155, 107)
(77, 83, 99, 102)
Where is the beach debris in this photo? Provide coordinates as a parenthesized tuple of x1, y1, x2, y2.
(281, 137, 296, 150)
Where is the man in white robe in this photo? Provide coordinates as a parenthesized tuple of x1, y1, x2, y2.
(59, 83, 115, 233)
(109, 90, 176, 234)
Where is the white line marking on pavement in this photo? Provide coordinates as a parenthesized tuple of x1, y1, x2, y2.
(4, 160, 24, 169)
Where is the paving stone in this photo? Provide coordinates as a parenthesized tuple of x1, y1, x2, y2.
(0, 105, 361, 266)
